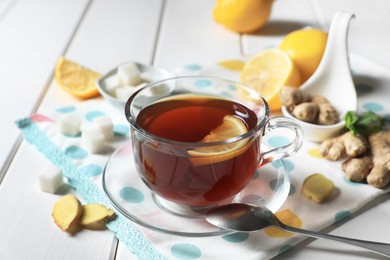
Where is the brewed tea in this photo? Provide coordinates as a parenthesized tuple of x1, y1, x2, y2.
(133, 94, 260, 207)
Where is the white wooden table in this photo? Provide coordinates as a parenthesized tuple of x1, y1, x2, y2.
(1, 0, 390, 259)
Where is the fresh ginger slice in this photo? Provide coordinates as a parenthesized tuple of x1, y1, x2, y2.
(80, 204, 115, 230)
(301, 173, 335, 203)
(52, 194, 82, 232)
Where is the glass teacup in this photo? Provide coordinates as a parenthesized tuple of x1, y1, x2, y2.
(125, 76, 303, 212)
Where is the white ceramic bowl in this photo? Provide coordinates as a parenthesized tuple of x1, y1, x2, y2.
(96, 61, 174, 111)
(281, 12, 357, 143)
(281, 106, 348, 142)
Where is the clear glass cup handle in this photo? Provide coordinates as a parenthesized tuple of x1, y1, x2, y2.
(260, 116, 304, 165)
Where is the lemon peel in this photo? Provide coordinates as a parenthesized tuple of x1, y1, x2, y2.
(188, 115, 249, 165)
(213, 0, 274, 33)
(55, 57, 102, 99)
(280, 29, 328, 82)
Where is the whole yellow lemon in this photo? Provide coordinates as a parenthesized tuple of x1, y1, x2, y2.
(213, 0, 274, 33)
(279, 28, 328, 82)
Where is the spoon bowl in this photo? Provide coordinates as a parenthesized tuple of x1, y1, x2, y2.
(281, 12, 357, 142)
(205, 203, 390, 257)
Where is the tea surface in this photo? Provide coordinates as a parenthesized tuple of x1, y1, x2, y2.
(134, 94, 260, 206)
(136, 94, 257, 142)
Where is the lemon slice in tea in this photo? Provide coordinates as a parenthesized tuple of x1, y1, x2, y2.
(188, 115, 250, 165)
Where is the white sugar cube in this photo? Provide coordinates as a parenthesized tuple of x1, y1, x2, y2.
(58, 114, 81, 136)
(39, 164, 64, 193)
(93, 116, 114, 140)
(115, 86, 136, 102)
(103, 75, 120, 95)
(139, 72, 155, 83)
(81, 126, 106, 153)
(117, 63, 141, 86)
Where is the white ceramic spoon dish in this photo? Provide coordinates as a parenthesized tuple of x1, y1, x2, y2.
(281, 12, 357, 142)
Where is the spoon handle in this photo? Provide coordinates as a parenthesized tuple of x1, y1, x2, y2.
(281, 224, 390, 257)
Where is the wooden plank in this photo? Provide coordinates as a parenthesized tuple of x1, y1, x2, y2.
(0, 0, 14, 19)
(0, 0, 116, 257)
(40, 0, 164, 111)
(0, 144, 116, 259)
(242, 0, 319, 55)
(310, 0, 390, 70)
(0, 0, 89, 180)
(0, 0, 164, 259)
(154, 0, 241, 70)
(115, 1, 241, 258)
(63, 0, 164, 73)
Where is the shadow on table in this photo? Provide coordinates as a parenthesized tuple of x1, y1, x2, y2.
(251, 21, 317, 36)
(275, 192, 390, 259)
(353, 74, 386, 97)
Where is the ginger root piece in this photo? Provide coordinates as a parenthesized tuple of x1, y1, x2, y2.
(292, 102, 319, 123)
(279, 87, 340, 125)
(80, 204, 116, 230)
(311, 95, 329, 104)
(342, 156, 373, 182)
(52, 194, 82, 232)
(301, 173, 335, 203)
(366, 131, 390, 188)
(320, 131, 368, 160)
(279, 86, 312, 107)
(317, 103, 339, 125)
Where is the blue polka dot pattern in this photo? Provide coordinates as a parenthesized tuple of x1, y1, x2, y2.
(171, 243, 201, 259)
(184, 64, 202, 71)
(221, 91, 233, 98)
(80, 164, 102, 177)
(222, 232, 249, 243)
(56, 106, 76, 113)
(385, 114, 390, 121)
(271, 159, 295, 171)
(228, 84, 236, 91)
(65, 146, 88, 159)
(120, 187, 144, 203)
(342, 176, 367, 186)
(241, 194, 266, 205)
(267, 136, 290, 148)
(85, 111, 106, 121)
(355, 83, 374, 94)
(335, 210, 351, 222)
(269, 179, 296, 196)
(114, 124, 130, 136)
(363, 102, 384, 112)
(194, 79, 212, 88)
(63, 132, 81, 138)
(252, 169, 261, 179)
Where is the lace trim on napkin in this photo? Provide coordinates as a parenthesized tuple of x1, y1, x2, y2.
(17, 118, 167, 260)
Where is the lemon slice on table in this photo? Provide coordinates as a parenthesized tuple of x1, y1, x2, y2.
(55, 57, 102, 99)
(188, 115, 250, 166)
(239, 48, 301, 111)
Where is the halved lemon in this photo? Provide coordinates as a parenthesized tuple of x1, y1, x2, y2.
(280, 28, 328, 83)
(54, 57, 102, 99)
(188, 115, 250, 165)
(239, 48, 301, 111)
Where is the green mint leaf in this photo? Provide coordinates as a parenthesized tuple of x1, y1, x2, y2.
(344, 111, 385, 136)
(345, 111, 358, 135)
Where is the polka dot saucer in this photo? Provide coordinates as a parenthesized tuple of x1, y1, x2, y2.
(102, 141, 291, 237)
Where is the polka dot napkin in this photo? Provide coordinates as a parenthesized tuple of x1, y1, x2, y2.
(17, 53, 389, 260)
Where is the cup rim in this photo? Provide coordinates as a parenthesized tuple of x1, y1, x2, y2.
(125, 75, 270, 147)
